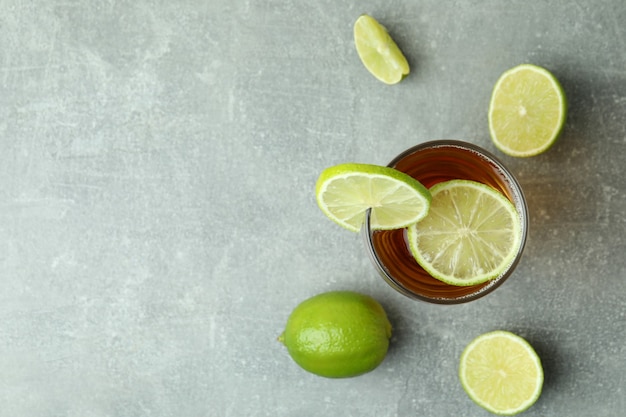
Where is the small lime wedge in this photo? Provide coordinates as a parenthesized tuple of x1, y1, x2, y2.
(459, 331, 544, 415)
(407, 180, 522, 286)
(488, 64, 567, 157)
(316, 163, 431, 232)
(353, 14, 410, 85)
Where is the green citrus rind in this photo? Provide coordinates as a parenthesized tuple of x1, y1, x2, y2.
(279, 291, 392, 378)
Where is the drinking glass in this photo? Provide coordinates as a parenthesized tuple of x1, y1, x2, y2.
(363, 140, 529, 304)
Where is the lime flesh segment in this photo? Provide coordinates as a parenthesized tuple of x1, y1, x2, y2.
(316, 163, 431, 233)
(489, 64, 567, 157)
(353, 15, 409, 85)
(459, 331, 544, 415)
(407, 180, 522, 286)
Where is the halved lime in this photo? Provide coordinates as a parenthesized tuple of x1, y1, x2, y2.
(315, 163, 431, 232)
(459, 330, 544, 415)
(407, 180, 522, 286)
(488, 63, 567, 157)
(353, 14, 410, 85)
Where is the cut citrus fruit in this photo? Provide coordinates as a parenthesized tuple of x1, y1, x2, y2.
(407, 180, 522, 286)
(353, 14, 409, 85)
(459, 330, 544, 415)
(316, 163, 431, 233)
(488, 63, 567, 157)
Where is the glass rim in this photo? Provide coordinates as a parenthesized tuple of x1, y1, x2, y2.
(363, 139, 529, 304)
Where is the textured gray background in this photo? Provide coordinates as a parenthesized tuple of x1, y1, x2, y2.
(1, 1, 625, 416)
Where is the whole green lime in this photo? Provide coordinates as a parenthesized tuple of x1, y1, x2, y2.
(278, 291, 392, 378)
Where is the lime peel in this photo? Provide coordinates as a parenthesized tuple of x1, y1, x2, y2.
(280, 291, 392, 378)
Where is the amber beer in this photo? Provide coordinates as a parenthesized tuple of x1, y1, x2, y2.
(364, 140, 528, 304)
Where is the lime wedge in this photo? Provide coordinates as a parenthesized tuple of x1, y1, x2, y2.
(459, 331, 544, 415)
(353, 14, 409, 85)
(488, 64, 567, 157)
(315, 163, 431, 232)
(407, 180, 522, 286)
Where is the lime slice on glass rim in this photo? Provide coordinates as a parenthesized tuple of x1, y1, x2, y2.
(353, 14, 410, 85)
(407, 180, 522, 286)
(315, 163, 431, 233)
(459, 330, 544, 415)
(488, 63, 567, 157)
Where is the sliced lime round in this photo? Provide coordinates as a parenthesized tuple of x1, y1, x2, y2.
(408, 180, 522, 286)
(316, 163, 431, 232)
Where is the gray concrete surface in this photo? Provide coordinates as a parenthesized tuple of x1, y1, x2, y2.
(1, 1, 625, 416)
